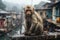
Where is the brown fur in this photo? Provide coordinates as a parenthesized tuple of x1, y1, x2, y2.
(24, 11, 43, 35)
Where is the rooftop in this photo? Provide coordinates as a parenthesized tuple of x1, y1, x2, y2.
(0, 9, 10, 14)
(50, 1, 60, 7)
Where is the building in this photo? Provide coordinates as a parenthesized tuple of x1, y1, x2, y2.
(35, 2, 53, 19)
(35, 0, 60, 20)
(34, 1, 47, 19)
(50, 1, 60, 23)
(43, 3, 53, 19)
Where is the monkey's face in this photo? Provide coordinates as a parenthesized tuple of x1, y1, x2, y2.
(25, 10, 33, 18)
(25, 10, 32, 15)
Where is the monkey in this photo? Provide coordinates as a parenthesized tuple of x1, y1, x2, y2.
(24, 5, 43, 36)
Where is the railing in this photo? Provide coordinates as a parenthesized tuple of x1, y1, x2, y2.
(9, 32, 60, 40)
(10, 35, 60, 40)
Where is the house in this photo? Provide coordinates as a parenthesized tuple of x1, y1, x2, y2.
(42, 3, 54, 19)
(35, 1, 48, 19)
(50, 1, 60, 23)
(35, 2, 53, 19)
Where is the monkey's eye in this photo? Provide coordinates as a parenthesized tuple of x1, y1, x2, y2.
(25, 10, 32, 14)
(26, 10, 31, 12)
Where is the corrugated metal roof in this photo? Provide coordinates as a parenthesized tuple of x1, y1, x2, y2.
(0, 9, 10, 14)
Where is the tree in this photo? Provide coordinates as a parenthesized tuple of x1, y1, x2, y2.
(0, 0, 6, 10)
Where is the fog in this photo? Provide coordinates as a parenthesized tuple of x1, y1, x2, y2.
(3, 0, 50, 5)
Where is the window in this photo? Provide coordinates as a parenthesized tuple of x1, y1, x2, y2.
(56, 7, 60, 18)
(46, 9, 52, 19)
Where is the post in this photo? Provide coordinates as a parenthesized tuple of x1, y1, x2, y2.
(52, 6, 56, 21)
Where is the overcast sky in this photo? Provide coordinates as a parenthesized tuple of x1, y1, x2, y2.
(3, 0, 50, 5)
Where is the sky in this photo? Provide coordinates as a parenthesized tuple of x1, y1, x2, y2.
(3, 0, 50, 5)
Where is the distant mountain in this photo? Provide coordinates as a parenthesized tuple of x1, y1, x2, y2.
(2, 1, 24, 12)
